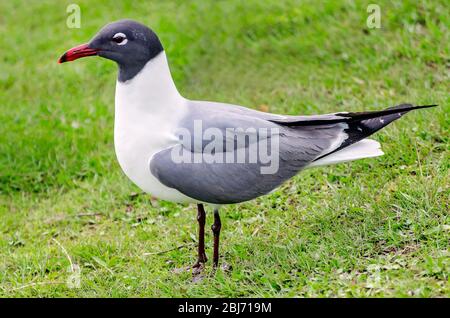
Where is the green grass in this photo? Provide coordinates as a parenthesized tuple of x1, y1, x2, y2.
(0, 0, 448, 297)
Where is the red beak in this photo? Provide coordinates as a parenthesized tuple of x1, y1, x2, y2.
(58, 43, 99, 63)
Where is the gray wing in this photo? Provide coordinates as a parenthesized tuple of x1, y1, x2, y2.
(149, 101, 347, 204)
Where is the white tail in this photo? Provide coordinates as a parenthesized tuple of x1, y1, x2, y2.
(308, 139, 384, 168)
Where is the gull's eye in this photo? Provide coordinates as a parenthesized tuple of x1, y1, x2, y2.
(112, 33, 128, 45)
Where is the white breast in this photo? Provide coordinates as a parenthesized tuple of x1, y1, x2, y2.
(114, 52, 197, 203)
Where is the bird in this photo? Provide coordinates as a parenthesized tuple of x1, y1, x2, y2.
(58, 19, 436, 271)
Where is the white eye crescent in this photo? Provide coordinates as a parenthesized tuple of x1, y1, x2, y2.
(112, 32, 128, 45)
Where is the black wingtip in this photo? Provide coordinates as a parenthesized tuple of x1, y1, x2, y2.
(387, 103, 438, 112)
(313, 103, 438, 161)
(344, 103, 438, 121)
(414, 104, 438, 109)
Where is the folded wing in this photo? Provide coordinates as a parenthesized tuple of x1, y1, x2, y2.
(150, 102, 435, 204)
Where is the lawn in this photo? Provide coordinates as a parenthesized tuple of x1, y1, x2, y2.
(0, 0, 448, 297)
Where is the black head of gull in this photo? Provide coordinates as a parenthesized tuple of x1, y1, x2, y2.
(58, 19, 163, 82)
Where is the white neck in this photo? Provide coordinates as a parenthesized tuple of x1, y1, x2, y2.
(113, 51, 192, 203)
(115, 51, 185, 114)
(114, 50, 188, 149)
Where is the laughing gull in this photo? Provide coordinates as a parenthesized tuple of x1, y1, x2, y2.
(59, 20, 436, 270)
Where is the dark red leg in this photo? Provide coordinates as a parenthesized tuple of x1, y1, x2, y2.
(211, 208, 221, 267)
(194, 204, 207, 267)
